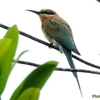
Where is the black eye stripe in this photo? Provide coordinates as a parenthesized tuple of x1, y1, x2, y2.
(41, 11, 55, 15)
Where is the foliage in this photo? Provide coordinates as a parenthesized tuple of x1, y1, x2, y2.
(0, 25, 19, 94)
(0, 25, 58, 100)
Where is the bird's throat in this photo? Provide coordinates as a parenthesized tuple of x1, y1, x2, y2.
(39, 15, 55, 23)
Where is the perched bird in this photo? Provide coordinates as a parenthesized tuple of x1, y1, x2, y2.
(26, 9, 83, 96)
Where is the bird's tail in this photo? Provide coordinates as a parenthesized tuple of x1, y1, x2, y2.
(62, 46, 83, 97)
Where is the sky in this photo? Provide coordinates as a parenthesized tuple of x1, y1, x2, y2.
(0, 0, 100, 100)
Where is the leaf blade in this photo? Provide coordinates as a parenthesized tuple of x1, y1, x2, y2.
(10, 61, 58, 100)
(0, 25, 19, 94)
(17, 87, 40, 100)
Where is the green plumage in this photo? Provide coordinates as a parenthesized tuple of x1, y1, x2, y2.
(42, 16, 82, 97)
(42, 17, 80, 55)
(26, 9, 83, 97)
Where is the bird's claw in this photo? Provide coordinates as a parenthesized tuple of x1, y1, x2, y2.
(49, 43, 53, 48)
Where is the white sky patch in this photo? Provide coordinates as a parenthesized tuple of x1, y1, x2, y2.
(0, 0, 100, 100)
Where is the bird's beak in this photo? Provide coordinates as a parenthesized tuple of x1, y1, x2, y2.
(26, 10, 40, 15)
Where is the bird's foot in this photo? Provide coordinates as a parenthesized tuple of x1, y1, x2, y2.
(49, 43, 53, 48)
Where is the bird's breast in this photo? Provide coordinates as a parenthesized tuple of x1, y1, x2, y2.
(41, 19, 59, 42)
(41, 24, 53, 42)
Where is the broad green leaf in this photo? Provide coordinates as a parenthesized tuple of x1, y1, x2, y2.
(10, 61, 58, 100)
(17, 87, 40, 100)
(0, 25, 19, 94)
(4, 25, 19, 68)
(0, 38, 12, 66)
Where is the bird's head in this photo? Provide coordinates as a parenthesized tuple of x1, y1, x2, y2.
(26, 9, 58, 22)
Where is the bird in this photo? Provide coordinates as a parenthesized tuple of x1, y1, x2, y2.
(26, 9, 83, 97)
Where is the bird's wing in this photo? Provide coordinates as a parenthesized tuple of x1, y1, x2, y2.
(43, 17, 80, 55)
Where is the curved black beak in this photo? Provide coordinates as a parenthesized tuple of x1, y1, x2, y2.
(26, 10, 40, 15)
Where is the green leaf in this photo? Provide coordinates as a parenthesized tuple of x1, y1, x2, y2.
(0, 25, 19, 94)
(10, 61, 58, 100)
(12, 50, 29, 69)
(4, 25, 19, 64)
(17, 87, 40, 100)
(0, 38, 12, 66)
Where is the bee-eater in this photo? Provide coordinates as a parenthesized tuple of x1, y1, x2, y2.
(26, 9, 83, 97)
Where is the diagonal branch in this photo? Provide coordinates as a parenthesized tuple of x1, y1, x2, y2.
(0, 23, 100, 69)
(97, 0, 100, 3)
